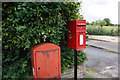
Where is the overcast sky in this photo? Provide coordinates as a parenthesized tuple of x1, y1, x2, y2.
(80, 0, 119, 24)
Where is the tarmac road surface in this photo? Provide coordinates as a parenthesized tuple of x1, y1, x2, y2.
(84, 47, 118, 78)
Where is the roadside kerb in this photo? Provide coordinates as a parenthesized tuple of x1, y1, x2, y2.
(89, 35, 119, 43)
(86, 44, 119, 54)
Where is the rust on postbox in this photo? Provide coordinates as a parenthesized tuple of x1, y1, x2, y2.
(31, 43, 61, 79)
(67, 19, 86, 50)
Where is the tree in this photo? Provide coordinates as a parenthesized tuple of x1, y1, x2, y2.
(98, 20, 107, 27)
(91, 21, 95, 25)
(95, 21, 99, 25)
(86, 21, 90, 25)
(104, 18, 110, 26)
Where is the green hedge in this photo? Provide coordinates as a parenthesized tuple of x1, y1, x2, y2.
(87, 25, 119, 36)
(2, 2, 87, 79)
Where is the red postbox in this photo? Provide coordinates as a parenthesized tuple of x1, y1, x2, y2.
(67, 19, 86, 51)
(31, 43, 61, 79)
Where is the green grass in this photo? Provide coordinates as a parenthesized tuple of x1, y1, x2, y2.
(87, 25, 118, 29)
(103, 49, 118, 54)
(86, 25, 119, 36)
(85, 67, 116, 79)
(85, 73, 99, 78)
(85, 68, 100, 78)
(86, 68, 97, 73)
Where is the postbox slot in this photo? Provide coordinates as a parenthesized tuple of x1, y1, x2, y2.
(77, 24, 86, 26)
(76, 31, 86, 33)
(39, 49, 58, 53)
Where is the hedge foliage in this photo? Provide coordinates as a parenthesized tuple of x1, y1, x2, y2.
(2, 2, 87, 79)
(87, 25, 119, 36)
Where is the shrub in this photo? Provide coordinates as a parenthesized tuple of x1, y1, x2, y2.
(2, 2, 87, 79)
(98, 20, 107, 27)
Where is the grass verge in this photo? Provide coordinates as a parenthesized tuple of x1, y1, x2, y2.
(103, 49, 118, 54)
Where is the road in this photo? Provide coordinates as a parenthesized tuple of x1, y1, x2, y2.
(87, 40, 118, 53)
(84, 46, 118, 78)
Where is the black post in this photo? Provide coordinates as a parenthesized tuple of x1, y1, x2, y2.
(74, 49, 77, 80)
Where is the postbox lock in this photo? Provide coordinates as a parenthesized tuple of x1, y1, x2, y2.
(38, 67, 40, 70)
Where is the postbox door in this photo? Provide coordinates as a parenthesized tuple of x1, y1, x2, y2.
(76, 32, 86, 50)
(35, 49, 59, 78)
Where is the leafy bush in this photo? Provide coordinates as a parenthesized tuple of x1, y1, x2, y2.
(2, 2, 87, 79)
(61, 48, 87, 73)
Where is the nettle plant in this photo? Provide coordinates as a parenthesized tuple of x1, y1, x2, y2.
(2, 2, 87, 79)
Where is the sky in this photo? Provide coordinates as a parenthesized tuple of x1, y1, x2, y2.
(80, 0, 120, 24)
